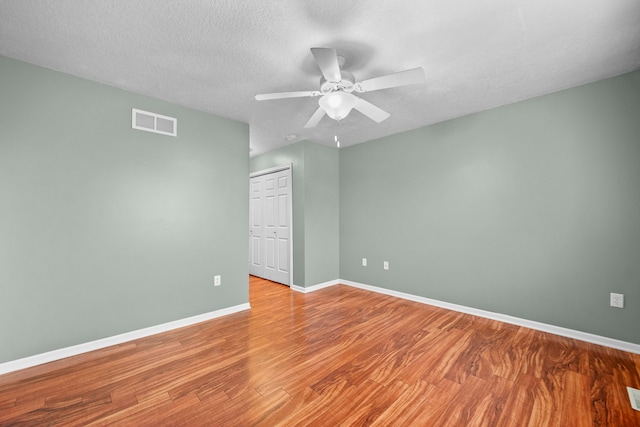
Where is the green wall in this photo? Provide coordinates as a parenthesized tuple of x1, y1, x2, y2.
(251, 141, 339, 287)
(0, 56, 249, 363)
(303, 142, 340, 286)
(340, 71, 640, 344)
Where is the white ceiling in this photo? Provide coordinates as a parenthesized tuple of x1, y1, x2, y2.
(1, 0, 639, 156)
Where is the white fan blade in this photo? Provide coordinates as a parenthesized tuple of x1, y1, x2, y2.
(303, 107, 326, 128)
(354, 97, 390, 123)
(255, 90, 320, 101)
(355, 67, 425, 93)
(310, 47, 342, 83)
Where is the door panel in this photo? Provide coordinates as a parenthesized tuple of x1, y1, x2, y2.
(264, 195, 276, 228)
(278, 237, 289, 273)
(265, 235, 276, 270)
(251, 235, 261, 268)
(278, 176, 288, 189)
(265, 177, 275, 191)
(249, 178, 263, 276)
(251, 198, 261, 227)
(278, 194, 288, 227)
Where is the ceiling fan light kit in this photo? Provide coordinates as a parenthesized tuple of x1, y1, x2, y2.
(320, 92, 357, 121)
(255, 47, 426, 129)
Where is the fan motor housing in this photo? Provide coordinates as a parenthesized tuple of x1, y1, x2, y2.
(320, 70, 355, 93)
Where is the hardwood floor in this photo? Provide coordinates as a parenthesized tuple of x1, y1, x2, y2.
(1, 276, 639, 426)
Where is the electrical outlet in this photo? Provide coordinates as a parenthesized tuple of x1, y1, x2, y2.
(383, 261, 389, 270)
(362, 258, 367, 267)
(610, 292, 624, 308)
(214, 275, 221, 287)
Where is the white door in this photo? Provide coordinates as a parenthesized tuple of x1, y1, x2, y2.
(249, 167, 291, 285)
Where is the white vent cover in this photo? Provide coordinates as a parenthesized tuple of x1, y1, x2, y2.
(132, 108, 177, 136)
(629, 387, 640, 411)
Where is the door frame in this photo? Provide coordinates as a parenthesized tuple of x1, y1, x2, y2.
(250, 164, 293, 286)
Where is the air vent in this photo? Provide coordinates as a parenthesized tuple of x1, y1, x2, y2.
(132, 108, 177, 136)
(629, 387, 640, 411)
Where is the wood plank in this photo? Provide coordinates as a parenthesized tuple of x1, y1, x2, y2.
(560, 370, 593, 426)
(370, 379, 437, 426)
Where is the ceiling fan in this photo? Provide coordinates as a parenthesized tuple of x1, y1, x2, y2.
(255, 47, 426, 128)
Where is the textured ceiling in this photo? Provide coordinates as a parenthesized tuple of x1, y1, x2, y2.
(1, 0, 639, 156)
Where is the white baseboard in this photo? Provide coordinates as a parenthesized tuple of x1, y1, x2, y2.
(0, 303, 251, 376)
(291, 279, 340, 294)
(340, 279, 640, 355)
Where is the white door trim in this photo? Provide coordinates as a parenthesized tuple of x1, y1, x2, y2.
(250, 164, 292, 178)
(250, 165, 293, 286)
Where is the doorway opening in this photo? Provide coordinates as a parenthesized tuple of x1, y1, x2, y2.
(249, 165, 292, 286)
